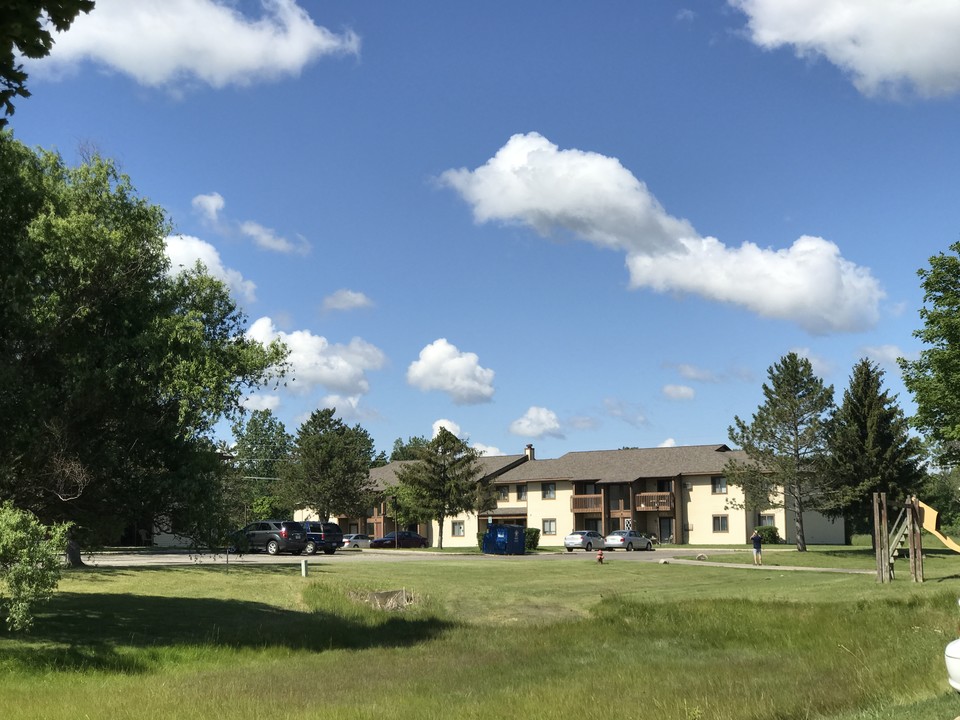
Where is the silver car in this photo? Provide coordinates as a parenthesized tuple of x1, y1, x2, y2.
(604, 530, 653, 551)
(563, 530, 606, 552)
(341, 533, 372, 549)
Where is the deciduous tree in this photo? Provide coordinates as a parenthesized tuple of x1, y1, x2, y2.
(229, 410, 293, 524)
(0, 133, 287, 550)
(900, 241, 960, 467)
(726, 352, 835, 551)
(395, 428, 485, 549)
(1, 1, 95, 124)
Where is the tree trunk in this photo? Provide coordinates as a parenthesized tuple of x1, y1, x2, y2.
(65, 538, 86, 568)
(437, 514, 444, 549)
(793, 486, 807, 551)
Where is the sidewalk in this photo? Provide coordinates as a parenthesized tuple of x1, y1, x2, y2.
(666, 557, 874, 574)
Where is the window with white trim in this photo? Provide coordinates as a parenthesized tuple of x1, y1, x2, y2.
(711, 476, 727, 494)
(542, 482, 556, 499)
(712, 515, 729, 533)
(451, 521, 465, 537)
(542, 518, 557, 535)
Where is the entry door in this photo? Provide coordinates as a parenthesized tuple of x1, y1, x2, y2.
(659, 517, 674, 543)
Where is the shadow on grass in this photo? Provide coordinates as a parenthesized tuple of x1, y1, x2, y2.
(2, 566, 452, 674)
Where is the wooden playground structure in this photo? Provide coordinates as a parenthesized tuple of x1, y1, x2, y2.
(873, 492, 960, 583)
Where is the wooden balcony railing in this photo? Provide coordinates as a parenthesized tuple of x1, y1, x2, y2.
(570, 494, 602, 511)
(636, 492, 674, 510)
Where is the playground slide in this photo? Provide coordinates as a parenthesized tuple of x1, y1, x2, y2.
(918, 501, 960, 553)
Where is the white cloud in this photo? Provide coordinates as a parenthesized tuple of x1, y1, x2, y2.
(164, 234, 257, 303)
(730, 0, 960, 97)
(247, 317, 385, 397)
(676, 363, 718, 382)
(192, 192, 225, 223)
(662, 384, 695, 400)
(323, 289, 373, 312)
(243, 394, 281, 411)
(861, 344, 913, 371)
(442, 133, 884, 334)
(603, 398, 646, 427)
(659, 438, 677, 448)
(790, 347, 833, 378)
(509, 407, 563, 439)
(239, 221, 310, 255)
(407, 339, 495, 405)
(34, 0, 360, 89)
(472, 442, 503, 456)
(432, 418, 462, 438)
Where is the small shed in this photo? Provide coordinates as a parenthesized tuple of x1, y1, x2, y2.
(482, 524, 526, 555)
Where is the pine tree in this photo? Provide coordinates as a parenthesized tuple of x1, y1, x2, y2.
(395, 428, 484, 549)
(823, 359, 924, 537)
(727, 353, 835, 551)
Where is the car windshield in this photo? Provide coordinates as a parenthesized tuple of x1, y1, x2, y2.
(610, 531, 626, 536)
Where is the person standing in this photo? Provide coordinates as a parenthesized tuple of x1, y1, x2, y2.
(751, 529, 762, 566)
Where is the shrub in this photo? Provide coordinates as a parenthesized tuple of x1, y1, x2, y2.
(0, 502, 71, 631)
(476, 532, 485, 551)
(524, 528, 540, 552)
(754, 525, 781, 544)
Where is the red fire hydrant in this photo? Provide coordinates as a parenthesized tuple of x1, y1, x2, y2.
(596, 548, 604, 564)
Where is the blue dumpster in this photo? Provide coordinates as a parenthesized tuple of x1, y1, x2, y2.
(482, 524, 525, 555)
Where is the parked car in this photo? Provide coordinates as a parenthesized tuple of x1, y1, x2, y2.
(228, 520, 307, 555)
(341, 533, 372, 549)
(370, 530, 429, 548)
(604, 529, 654, 551)
(301, 521, 343, 555)
(564, 530, 606, 552)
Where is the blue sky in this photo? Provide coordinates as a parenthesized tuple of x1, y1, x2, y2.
(13, 1, 960, 458)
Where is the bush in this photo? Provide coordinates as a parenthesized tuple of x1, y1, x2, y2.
(524, 528, 540, 552)
(754, 525, 781, 544)
(0, 502, 71, 631)
(476, 532, 485, 551)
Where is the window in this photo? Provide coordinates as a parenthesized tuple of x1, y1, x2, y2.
(496, 486, 509, 501)
(542, 482, 556, 499)
(451, 521, 465, 537)
(712, 515, 729, 533)
(759, 514, 775, 527)
(542, 518, 557, 535)
(517, 485, 527, 501)
(711, 476, 727, 494)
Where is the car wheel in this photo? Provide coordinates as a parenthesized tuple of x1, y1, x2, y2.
(585, 543, 593, 552)
(626, 543, 633, 551)
(351, 543, 359, 548)
(421, 541, 427, 548)
(266, 539, 280, 555)
(304, 540, 317, 555)
(566, 547, 573, 552)
(645, 541, 653, 551)
(323, 547, 336, 555)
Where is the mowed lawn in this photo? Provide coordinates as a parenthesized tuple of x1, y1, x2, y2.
(3, 550, 960, 720)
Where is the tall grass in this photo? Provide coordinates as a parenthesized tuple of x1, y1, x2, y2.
(2, 559, 960, 719)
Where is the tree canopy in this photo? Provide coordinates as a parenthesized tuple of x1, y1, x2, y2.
(228, 409, 293, 525)
(726, 352, 834, 551)
(0, 132, 287, 547)
(900, 241, 960, 467)
(822, 359, 924, 537)
(1, 1, 95, 125)
(280, 408, 377, 522)
(395, 428, 486, 548)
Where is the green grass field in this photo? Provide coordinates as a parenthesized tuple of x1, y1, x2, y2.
(3, 550, 960, 720)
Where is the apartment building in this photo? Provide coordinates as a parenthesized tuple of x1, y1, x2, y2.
(354, 443, 844, 547)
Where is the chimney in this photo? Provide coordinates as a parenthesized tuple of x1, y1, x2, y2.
(525, 444, 535, 461)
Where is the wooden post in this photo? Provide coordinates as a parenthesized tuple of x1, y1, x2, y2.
(880, 492, 891, 583)
(908, 496, 924, 583)
(874, 492, 892, 583)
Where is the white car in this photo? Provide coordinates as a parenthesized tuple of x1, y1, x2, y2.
(563, 530, 606, 552)
(341, 533, 372, 549)
(604, 530, 653, 551)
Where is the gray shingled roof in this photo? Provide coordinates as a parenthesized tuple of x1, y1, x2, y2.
(495, 444, 747, 484)
(367, 454, 527, 491)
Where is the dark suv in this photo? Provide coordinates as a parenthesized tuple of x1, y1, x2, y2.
(302, 521, 343, 555)
(229, 520, 307, 555)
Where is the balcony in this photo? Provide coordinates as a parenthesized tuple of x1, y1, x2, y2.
(636, 492, 674, 510)
(570, 494, 602, 512)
